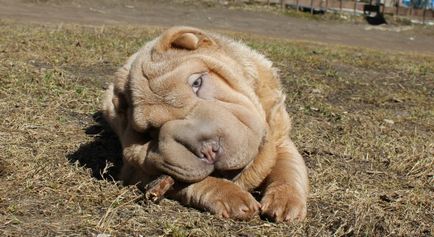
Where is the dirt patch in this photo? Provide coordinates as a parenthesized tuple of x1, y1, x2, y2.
(1, 0, 433, 54)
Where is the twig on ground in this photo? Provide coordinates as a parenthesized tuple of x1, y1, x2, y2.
(144, 175, 175, 203)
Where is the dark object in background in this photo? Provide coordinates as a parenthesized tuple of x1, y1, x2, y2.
(363, 1, 387, 25)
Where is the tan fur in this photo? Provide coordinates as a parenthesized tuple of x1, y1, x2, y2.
(102, 26, 308, 222)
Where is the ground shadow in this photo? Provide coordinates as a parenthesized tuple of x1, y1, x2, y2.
(67, 112, 123, 181)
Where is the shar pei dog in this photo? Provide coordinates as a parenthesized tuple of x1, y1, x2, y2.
(102, 26, 308, 222)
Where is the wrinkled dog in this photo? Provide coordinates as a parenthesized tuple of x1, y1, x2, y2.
(103, 27, 308, 222)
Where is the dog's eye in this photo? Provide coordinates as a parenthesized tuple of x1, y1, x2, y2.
(188, 73, 206, 95)
(191, 76, 203, 93)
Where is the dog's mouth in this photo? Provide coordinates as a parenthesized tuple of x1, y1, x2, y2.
(147, 130, 257, 183)
(211, 169, 244, 180)
(158, 161, 214, 183)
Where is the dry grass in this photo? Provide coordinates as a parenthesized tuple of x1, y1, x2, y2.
(0, 20, 432, 236)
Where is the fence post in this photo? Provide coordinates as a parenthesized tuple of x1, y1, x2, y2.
(407, 0, 413, 17)
(422, 0, 427, 24)
(311, 0, 315, 14)
(354, 0, 357, 16)
(340, 0, 343, 12)
(395, 0, 399, 16)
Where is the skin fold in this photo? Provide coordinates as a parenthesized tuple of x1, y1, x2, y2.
(102, 26, 308, 222)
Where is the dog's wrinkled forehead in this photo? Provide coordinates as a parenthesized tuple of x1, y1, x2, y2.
(126, 27, 221, 131)
(127, 27, 221, 95)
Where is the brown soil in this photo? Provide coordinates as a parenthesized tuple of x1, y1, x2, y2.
(1, 0, 433, 54)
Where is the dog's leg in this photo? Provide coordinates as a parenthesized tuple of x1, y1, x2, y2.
(260, 138, 308, 222)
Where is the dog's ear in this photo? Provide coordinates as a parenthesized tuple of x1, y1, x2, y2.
(102, 66, 130, 136)
(111, 89, 127, 114)
(110, 66, 130, 114)
(155, 26, 216, 52)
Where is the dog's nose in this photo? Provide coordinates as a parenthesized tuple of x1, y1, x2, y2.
(199, 140, 221, 164)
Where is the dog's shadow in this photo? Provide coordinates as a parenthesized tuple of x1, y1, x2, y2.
(67, 112, 123, 181)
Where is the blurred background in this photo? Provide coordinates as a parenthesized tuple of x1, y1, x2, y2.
(1, 0, 433, 52)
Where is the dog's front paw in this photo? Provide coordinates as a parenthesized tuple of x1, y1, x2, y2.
(203, 181, 260, 220)
(260, 184, 307, 222)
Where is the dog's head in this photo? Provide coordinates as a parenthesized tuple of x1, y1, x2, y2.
(104, 27, 267, 182)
